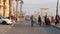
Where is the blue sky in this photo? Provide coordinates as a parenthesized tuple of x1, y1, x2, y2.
(14, 0, 60, 16)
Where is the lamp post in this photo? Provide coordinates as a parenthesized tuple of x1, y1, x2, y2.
(56, 0, 59, 15)
(55, 0, 59, 25)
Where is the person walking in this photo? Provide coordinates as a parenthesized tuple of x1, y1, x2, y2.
(46, 17, 50, 25)
(55, 14, 59, 25)
(44, 15, 47, 25)
(30, 15, 34, 27)
(38, 15, 41, 26)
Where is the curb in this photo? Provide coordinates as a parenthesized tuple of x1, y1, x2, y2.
(51, 25, 60, 29)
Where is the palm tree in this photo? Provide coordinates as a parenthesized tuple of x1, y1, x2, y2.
(19, 0, 24, 17)
(15, 0, 24, 17)
(20, 0, 24, 11)
(16, 0, 19, 12)
(15, 0, 19, 21)
(16, 0, 18, 16)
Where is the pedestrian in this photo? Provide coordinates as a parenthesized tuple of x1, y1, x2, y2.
(55, 14, 59, 25)
(30, 15, 34, 27)
(38, 15, 41, 26)
(51, 16, 54, 23)
(46, 17, 50, 25)
(44, 15, 47, 25)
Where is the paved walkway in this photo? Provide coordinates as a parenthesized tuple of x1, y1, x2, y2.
(4, 22, 60, 34)
(51, 23, 60, 29)
(0, 24, 12, 34)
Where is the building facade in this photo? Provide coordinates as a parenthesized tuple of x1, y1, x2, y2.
(0, 0, 14, 17)
(0, 0, 3, 16)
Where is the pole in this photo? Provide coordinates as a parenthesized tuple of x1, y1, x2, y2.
(56, 0, 59, 15)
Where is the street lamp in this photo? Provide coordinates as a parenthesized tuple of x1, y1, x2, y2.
(56, 0, 59, 15)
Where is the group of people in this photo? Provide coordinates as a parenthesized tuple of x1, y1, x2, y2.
(30, 15, 60, 27)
